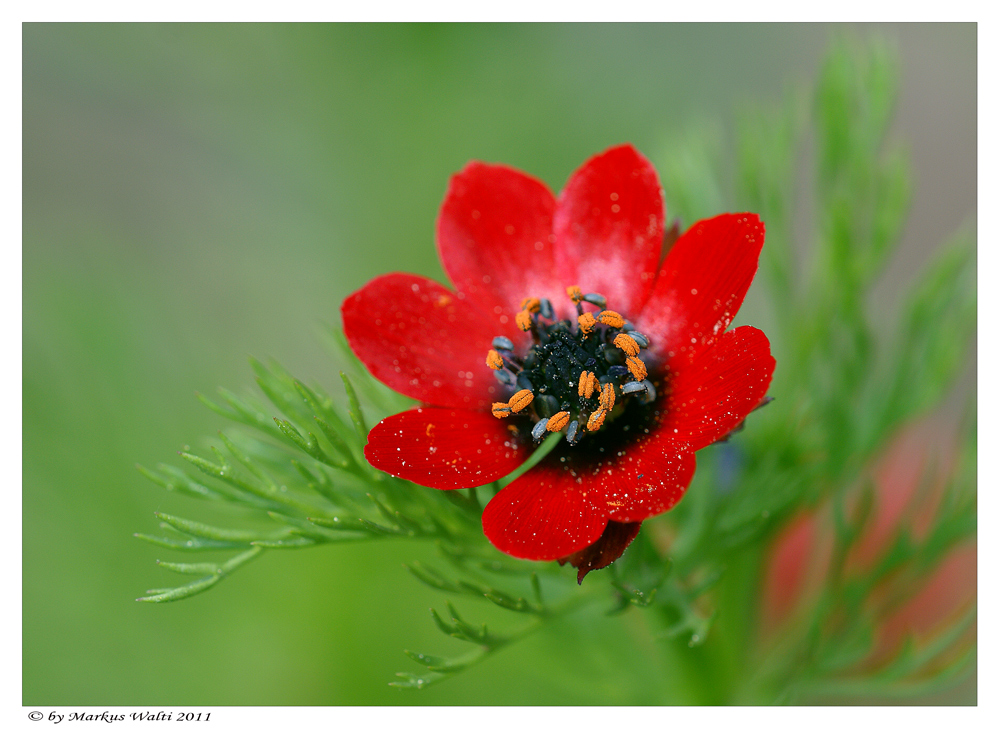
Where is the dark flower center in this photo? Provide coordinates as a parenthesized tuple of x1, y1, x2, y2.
(486, 286, 655, 445)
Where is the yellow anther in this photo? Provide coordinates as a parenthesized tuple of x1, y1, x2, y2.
(598, 310, 625, 328)
(614, 332, 640, 356)
(547, 411, 571, 432)
(578, 312, 597, 336)
(566, 285, 583, 303)
(520, 297, 541, 313)
(491, 402, 512, 418)
(515, 310, 533, 332)
(486, 349, 504, 370)
(599, 382, 616, 411)
(626, 355, 648, 381)
(508, 389, 534, 413)
(587, 408, 607, 432)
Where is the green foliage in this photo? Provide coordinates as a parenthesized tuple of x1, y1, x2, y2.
(136, 35, 975, 703)
(641, 33, 973, 701)
(137, 344, 465, 594)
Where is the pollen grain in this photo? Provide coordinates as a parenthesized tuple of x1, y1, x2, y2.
(599, 382, 616, 411)
(587, 408, 607, 431)
(614, 332, 640, 356)
(626, 355, 648, 381)
(547, 411, 571, 432)
(486, 349, 504, 370)
(508, 389, 534, 413)
(491, 402, 512, 418)
(598, 310, 625, 328)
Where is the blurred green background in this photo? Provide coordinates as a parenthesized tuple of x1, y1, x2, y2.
(23, 24, 975, 705)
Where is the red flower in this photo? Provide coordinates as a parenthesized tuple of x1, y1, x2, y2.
(762, 421, 976, 662)
(342, 144, 774, 580)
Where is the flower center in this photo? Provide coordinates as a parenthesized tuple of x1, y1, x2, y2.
(486, 285, 655, 445)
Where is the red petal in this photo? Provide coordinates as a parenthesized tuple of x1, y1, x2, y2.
(559, 520, 642, 584)
(341, 273, 507, 409)
(437, 162, 567, 320)
(482, 465, 609, 561)
(662, 326, 775, 451)
(557, 430, 698, 523)
(364, 407, 529, 489)
(637, 213, 765, 363)
(554, 144, 664, 317)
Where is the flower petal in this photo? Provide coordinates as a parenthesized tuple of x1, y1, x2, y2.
(662, 326, 775, 451)
(437, 162, 565, 320)
(559, 432, 698, 523)
(482, 464, 609, 561)
(554, 144, 665, 317)
(600, 449, 698, 522)
(364, 407, 529, 490)
(637, 213, 765, 362)
(342, 273, 508, 409)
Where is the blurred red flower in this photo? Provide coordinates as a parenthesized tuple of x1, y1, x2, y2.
(762, 420, 976, 662)
(343, 144, 774, 579)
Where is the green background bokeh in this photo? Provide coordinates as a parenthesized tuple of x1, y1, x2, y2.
(23, 23, 975, 705)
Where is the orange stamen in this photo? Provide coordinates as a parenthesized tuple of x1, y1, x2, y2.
(508, 389, 534, 413)
(566, 285, 583, 303)
(486, 349, 504, 370)
(599, 382, 616, 411)
(626, 355, 647, 381)
(491, 402, 511, 418)
(547, 411, 571, 432)
(578, 370, 598, 399)
(578, 312, 597, 336)
(520, 297, 541, 313)
(515, 310, 533, 332)
(614, 332, 640, 356)
(598, 310, 625, 328)
(587, 408, 606, 432)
